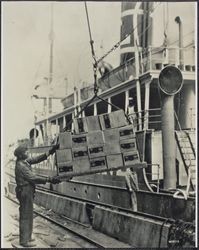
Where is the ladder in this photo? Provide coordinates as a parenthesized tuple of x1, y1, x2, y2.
(185, 131, 195, 157)
(175, 131, 195, 191)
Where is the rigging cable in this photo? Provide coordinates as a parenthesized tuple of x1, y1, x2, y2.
(84, 1, 98, 95)
(98, 2, 162, 86)
(31, 47, 48, 90)
(96, 2, 162, 64)
(64, 1, 193, 132)
(101, 2, 162, 76)
(61, 2, 192, 135)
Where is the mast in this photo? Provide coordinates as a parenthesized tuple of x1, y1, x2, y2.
(48, 2, 54, 114)
(45, 2, 54, 144)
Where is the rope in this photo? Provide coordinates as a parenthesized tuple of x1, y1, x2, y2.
(98, 3, 193, 67)
(95, 95, 132, 124)
(58, 0, 133, 132)
(55, 2, 168, 141)
(62, 0, 137, 134)
(63, 93, 97, 132)
(167, 220, 195, 248)
(61, 92, 132, 133)
(173, 189, 188, 200)
(96, 2, 161, 64)
(84, 1, 98, 95)
(159, 218, 170, 248)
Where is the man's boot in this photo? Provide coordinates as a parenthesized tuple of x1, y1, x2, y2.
(21, 242, 37, 247)
(29, 238, 36, 242)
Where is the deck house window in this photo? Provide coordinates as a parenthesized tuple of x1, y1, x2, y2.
(148, 83, 161, 131)
(97, 100, 108, 114)
(111, 92, 125, 111)
(84, 104, 94, 116)
(129, 88, 138, 113)
(58, 117, 64, 132)
(65, 113, 72, 130)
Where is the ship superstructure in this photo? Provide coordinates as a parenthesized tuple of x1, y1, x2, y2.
(28, 1, 196, 192)
(5, 2, 196, 248)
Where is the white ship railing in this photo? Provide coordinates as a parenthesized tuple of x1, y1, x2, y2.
(98, 45, 195, 85)
(128, 108, 162, 131)
(142, 46, 195, 72)
(189, 108, 195, 131)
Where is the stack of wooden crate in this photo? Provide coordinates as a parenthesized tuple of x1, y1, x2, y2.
(56, 110, 140, 176)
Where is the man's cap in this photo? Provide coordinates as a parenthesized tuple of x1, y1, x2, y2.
(14, 144, 28, 157)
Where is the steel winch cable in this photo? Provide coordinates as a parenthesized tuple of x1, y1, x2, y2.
(61, 92, 132, 133)
(84, 1, 98, 95)
(59, 2, 133, 134)
(53, 2, 167, 141)
(96, 2, 162, 65)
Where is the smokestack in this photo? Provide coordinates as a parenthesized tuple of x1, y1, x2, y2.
(120, 2, 153, 65)
(158, 66, 183, 189)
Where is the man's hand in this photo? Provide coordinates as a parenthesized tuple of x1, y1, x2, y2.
(49, 144, 59, 155)
(65, 176, 72, 182)
(48, 176, 61, 184)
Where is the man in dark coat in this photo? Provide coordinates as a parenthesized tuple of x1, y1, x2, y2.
(14, 143, 60, 247)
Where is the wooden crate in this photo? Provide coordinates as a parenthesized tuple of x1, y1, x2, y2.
(59, 132, 72, 149)
(90, 156, 107, 171)
(56, 149, 72, 166)
(120, 138, 137, 153)
(123, 151, 140, 166)
(73, 159, 90, 173)
(104, 143, 121, 154)
(99, 110, 128, 130)
(72, 134, 87, 148)
(109, 110, 128, 128)
(87, 131, 104, 146)
(86, 115, 101, 131)
(103, 128, 119, 142)
(58, 164, 73, 174)
(106, 154, 123, 169)
(72, 146, 88, 160)
(119, 125, 135, 140)
(73, 117, 88, 134)
(88, 144, 106, 159)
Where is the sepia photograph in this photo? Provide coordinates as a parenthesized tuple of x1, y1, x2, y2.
(1, 1, 197, 248)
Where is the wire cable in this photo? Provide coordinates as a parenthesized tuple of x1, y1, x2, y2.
(96, 2, 162, 64)
(84, 1, 98, 94)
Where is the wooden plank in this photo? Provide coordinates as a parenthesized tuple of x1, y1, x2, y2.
(72, 134, 87, 148)
(72, 147, 88, 160)
(107, 154, 123, 169)
(73, 159, 90, 173)
(73, 117, 88, 133)
(119, 125, 135, 140)
(86, 115, 101, 131)
(104, 142, 121, 154)
(99, 110, 128, 130)
(120, 138, 137, 153)
(103, 128, 120, 142)
(90, 156, 107, 171)
(88, 144, 106, 158)
(123, 151, 140, 166)
(58, 132, 72, 149)
(56, 149, 72, 163)
(56, 163, 147, 180)
(87, 131, 104, 145)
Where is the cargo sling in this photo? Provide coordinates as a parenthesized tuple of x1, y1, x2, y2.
(51, 4, 146, 179)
